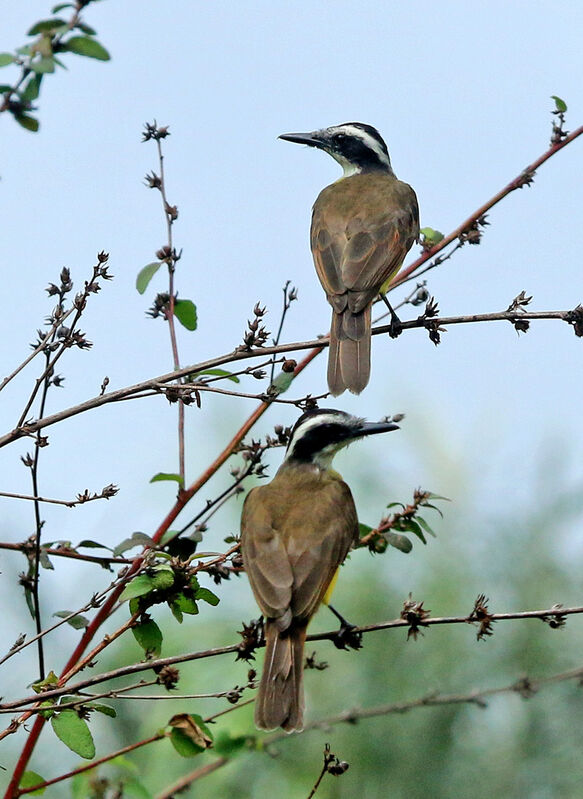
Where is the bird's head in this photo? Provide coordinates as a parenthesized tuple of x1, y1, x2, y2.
(279, 122, 393, 178)
(283, 407, 399, 470)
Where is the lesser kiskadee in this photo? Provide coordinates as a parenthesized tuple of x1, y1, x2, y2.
(240, 408, 399, 731)
(279, 122, 419, 396)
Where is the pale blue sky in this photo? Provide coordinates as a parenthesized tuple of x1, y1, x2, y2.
(1, 0, 582, 695)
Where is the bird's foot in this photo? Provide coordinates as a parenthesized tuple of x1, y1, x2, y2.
(328, 604, 363, 651)
(381, 294, 403, 338)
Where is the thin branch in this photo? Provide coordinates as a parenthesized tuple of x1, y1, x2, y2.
(267, 659, 583, 745)
(1, 301, 579, 449)
(155, 661, 583, 794)
(155, 758, 229, 799)
(2, 602, 579, 713)
(389, 122, 583, 291)
(16, 732, 166, 796)
(0, 307, 75, 394)
(0, 540, 133, 566)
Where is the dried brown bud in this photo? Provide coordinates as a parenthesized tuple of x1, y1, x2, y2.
(401, 594, 431, 640)
(156, 665, 180, 690)
(282, 359, 297, 373)
(468, 593, 495, 641)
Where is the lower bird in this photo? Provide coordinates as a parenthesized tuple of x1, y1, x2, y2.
(240, 407, 399, 731)
(279, 122, 419, 396)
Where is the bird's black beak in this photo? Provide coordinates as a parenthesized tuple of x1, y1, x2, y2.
(278, 131, 323, 149)
(357, 421, 400, 438)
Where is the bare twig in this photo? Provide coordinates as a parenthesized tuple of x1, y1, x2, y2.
(2, 602, 579, 713)
(389, 122, 583, 290)
(1, 303, 579, 450)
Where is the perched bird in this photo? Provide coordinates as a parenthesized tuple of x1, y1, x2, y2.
(279, 122, 419, 395)
(240, 407, 399, 731)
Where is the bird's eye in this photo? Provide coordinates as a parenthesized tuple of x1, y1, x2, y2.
(334, 133, 346, 141)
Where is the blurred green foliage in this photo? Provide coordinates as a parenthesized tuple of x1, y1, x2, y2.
(50, 461, 583, 799)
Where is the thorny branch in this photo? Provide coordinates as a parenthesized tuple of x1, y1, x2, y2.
(1, 601, 578, 713)
(142, 121, 186, 484)
(3, 109, 582, 798)
(0, 302, 580, 449)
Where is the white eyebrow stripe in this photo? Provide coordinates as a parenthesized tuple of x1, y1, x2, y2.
(285, 412, 350, 460)
(326, 124, 392, 169)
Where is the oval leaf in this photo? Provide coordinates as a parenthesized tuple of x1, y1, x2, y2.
(0, 53, 15, 67)
(150, 472, 184, 486)
(132, 619, 163, 657)
(136, 262, 162, 294)
(15, 114, 40, 132)
(61, 36, 110, 61)
(51, 710, 95, 759)
(551, 95, 567, 113)
(19, 772, 46, 795)
(53, 611, 89, 629)
(173, 299, 197, 331)
(30, 58, 55, 74)
(28, 19, 67, 35)
(191, 368, 240, 383)
(169, 714, 213, 757)
(195, 587, 220, 606)
(384, 532, 413, 553)
(119, 574, 155, 602)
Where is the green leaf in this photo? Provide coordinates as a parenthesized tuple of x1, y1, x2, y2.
(269, 370, 294, 395)
(358, 523, 373, 538)
(89, 702, 116, 718)
(52, 3, 74, 11)
(420, 227, 444, 246)
(136, 262, 162, 294)
(384, 532, 413, 553)
(32, 671, 59, 694)
(150, 565, 175, 590)
(28, 18, 67, 35)
(195, 586, 220, 606)
(51, 710, 95, 759)
(19, 772, 46, 795)
(169, 714, 213, 757)
(401, 518, 426, 544)
(77, 539, 112, 550)
(61, 36, 110, 61)
(416, 516, 437, 538)
(21, 74, 43, 103)
(30, 57, 55, 74)
(174, 299, 197, 331)
(0, 84, 13, 93)
(214, 731, 251, 757)
(170, 602, 183, 623)
(132, 618, 163, 656)
(150, 472, 184, 487)
(171, 592, 199, 616)
(113, 531, 154, 556)
(15, 114, 40, 132)
(75, 22, 97, 35)
(119, 574, 155, 602)
(53, 611, 89, 629)
(191, 368, 240, 383)
(551, 95, 567, 113)
(0, 53, 15, 67)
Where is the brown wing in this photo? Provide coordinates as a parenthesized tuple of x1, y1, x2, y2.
(240, 478, 358, 628)
(311, 174, 419, 314)
(241, 486, 294, 622)
(287, 479, 358, 620)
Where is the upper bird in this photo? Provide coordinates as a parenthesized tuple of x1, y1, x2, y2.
(279, 122, 419, 396)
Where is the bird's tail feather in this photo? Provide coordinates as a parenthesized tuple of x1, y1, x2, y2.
(327, 306, 371, 396)
(255, 620, 306, 732)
